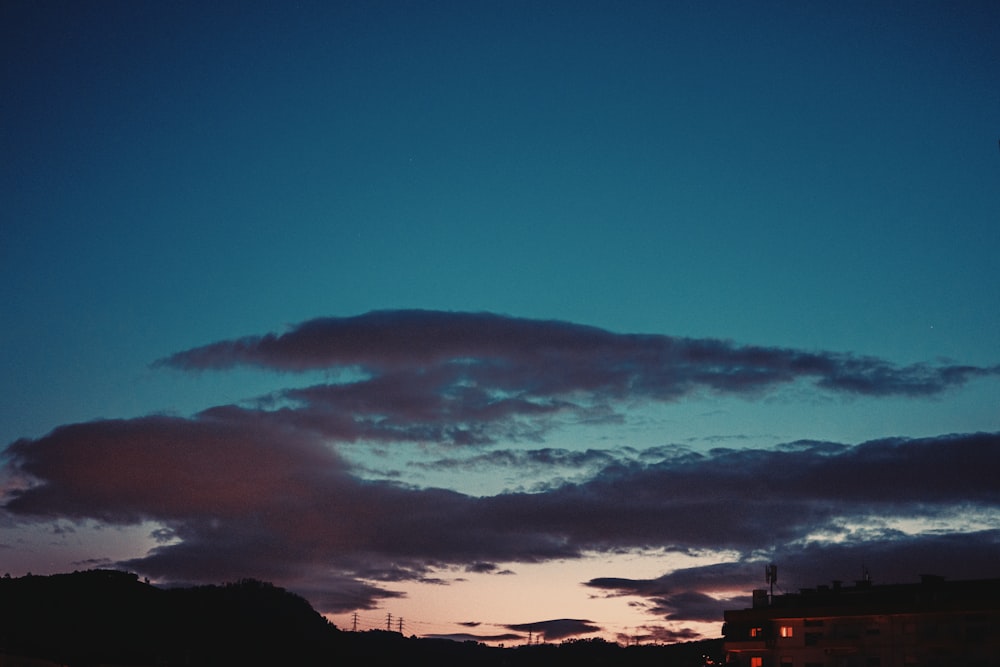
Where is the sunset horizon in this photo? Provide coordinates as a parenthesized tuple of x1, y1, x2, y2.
(3, 0, 998, 649)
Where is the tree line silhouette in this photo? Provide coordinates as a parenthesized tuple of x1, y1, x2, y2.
(0, 570, 721, 666)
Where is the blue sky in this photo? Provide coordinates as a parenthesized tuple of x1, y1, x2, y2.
(2, 0, 999, 644)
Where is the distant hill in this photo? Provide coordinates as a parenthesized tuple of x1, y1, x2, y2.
(0, 570, 722, 666)
(0, 570, 338, 666)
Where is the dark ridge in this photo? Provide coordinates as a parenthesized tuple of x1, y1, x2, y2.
(0, 570, 338, 666)
(0, 570, 722, 666)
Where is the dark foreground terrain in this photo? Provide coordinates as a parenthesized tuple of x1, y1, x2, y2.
(0, 570, 721, 666)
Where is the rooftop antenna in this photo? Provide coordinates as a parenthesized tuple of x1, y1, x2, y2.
(765, 564, 778, 602)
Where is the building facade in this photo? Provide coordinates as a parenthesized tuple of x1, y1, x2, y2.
(723, 575, 1000, 667)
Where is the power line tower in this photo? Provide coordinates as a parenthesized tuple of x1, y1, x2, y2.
(386, 612, 392, 631)
(398, 617, 404, 634)
(352, 612, 358, 632)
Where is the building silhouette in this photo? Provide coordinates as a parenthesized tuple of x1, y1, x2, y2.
(723, 574, 1000, 667)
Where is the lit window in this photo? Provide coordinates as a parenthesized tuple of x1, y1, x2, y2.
(749, 627, 761, 637)
(751, 658, 763, 667)
(780, 625, 794, 638)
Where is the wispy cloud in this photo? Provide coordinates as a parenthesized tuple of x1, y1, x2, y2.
(410, 447, 620, 481)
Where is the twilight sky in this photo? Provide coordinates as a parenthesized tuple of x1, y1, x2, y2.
(2, 0, 999, 645)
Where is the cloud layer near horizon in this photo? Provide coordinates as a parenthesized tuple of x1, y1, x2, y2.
(3, 310, 1000, 641)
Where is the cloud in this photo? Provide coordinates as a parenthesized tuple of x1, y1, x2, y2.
(289, 574, 406, 614)
(425, 632, 524, 643)
(505, 618, 602, 641)
(414, 447, 619, 472)
(156, 312, 999, 451)
(584, 530, 1000, 622)
(157, 311, 997, 402)
(474, 433, 1000, 555)
(4, 397, 999, 620)
(587, 570, 753, 623)
(271, 366, 569, 445)
(4, 311, 1000, 628)
(624, 625, 702, 644)
(465, 562, 501, 574)
(2, 412, 348, 523)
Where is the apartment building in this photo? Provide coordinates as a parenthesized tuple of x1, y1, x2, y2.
(723, 574, 1000, 667)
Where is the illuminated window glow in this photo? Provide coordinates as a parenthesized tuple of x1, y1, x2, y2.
(780, 625, 794, 638)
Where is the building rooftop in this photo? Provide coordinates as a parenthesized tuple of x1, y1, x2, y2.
(728, 575, 1000, 619)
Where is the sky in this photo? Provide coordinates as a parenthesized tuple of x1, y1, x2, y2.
(2, 0, 999, 646)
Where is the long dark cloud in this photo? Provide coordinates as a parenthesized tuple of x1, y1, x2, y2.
(3, 310, 999, 633)
(473, 433, 1000, 554)
(505, 618, 602, 641)
(425, 631, 524, 643)
(149, 310, 1000, 451)
(4, 403, 999, 617)
(160, 309, 998, 397)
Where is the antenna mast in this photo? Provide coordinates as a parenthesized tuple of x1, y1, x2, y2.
(765, 564, 778, 602)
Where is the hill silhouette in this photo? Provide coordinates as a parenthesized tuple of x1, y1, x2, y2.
(0, 570, 721, 666)
(0, 570, 336, 666)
